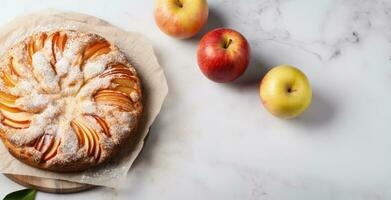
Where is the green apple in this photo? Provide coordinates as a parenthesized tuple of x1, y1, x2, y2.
(259, 65, 312, 119)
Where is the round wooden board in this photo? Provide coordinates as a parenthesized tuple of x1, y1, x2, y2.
(4, 174, 96, 193)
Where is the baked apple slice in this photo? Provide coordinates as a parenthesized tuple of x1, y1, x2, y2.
(27, 33, 48, 65)
(2, 118, 30, 129)
(33, 134, 61, 161)
(1, 71, 17, 87)
(76, 40, 111, 69)
(55, 32, 67, 53)
(83, 41, 111, 61)
(71, 120, 85, 148)
(50, 32, 67, 65)
(0, 93, 32, 129)
(34, 134, 53, 152)
(99, 64, 140, 99)
(100, 67, 133, 78)
(90, 114, 111, 137)
(94, 89, 133, 111)
(71, 117, 101, 159)
(42, 137, 61, 161)
(0, 92, 18, 108)
(0, 108, 32, 122)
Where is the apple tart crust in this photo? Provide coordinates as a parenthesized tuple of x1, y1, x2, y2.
(0, 30, 142, 172)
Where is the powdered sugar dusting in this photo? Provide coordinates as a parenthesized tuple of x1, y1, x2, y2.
(32, 52, 60, 93)
(15, 91, 49, 112)
(76, 76, 112, 99)
(55, 57, 70, 77)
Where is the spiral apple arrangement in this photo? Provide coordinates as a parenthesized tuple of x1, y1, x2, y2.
(154, 0, 312, 118)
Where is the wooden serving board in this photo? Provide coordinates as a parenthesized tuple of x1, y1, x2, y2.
(4, 174, 96, 193)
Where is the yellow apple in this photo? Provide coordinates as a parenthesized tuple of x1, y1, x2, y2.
(259, 65, 312, 119)
(154, 0, 209, 39)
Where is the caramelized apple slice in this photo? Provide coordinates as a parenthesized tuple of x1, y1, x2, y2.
(94, 90, 133, 111)
(50, 32, 67, 65)
(27, 40, 35, 64)
(36, 135, 54, 152)
(2, 118, 29, 129)
(1, 71, 17, 87)
(90, 115, 111, 137)
(34, 33, 48, 52)
(71, 120, 84, 147)
(110, 63, 129, 69)
(56, 33, 67, 53)
(27, 33, 48, 65)
(0, 91, 17, 101)
(83, 41, 110, 61)
(89, 124, 100, 159)
(98, 64, 139, 99)
(9, 57, 25, 77)
(0, 108, 32, 122)
(33, 134, 60, 161)
(112, 76, 137, 87)
(0, 92, 18, 108)
(0, 92, 32, 129)
(42, 137, 61, 161)
(0, 101, 22, 113)
(34, 135, 46, 151)
(77, 41, 111, 70)
(99, 68, 134, 78)
(81, 123, 94, 155)
(94, 89, 130, 99)
(0, 93, 32, 123)
(115, 86, 136, 96)
(72, 54, 84, 67)
(71, 117, 101, 158)
(94, 144, 101, 161)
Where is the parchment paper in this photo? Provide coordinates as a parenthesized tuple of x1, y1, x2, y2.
(0, 10, 168, 187)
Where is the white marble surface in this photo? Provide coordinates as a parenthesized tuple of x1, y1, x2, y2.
(0, 0, 390, 199)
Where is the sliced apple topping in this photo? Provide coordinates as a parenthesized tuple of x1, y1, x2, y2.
(0, 107, 32, 122)
(93, 63, 141, 111)
(89, 114, 111, 137)
(115, 86, 136, 97)
(94, 89, 133, 112)
(27, 33, 48, 65)
(1, 71, 17, 87)
(0, 109, 32, 129)
(70, 117, 101, 160)
(99, 64, 134, 78)
(2, 118, 30, 129)
(56, 32, 67, 53)
(83, 41, 111, 61)
(9, 57, 26, 78)
(0, 92, 33, 129)
(76, 40, 111, 69)
(43, 138, 61, 161)
(98, 64, 140, 100)
(50, 32, 67, 66)
(0, 91, 18, 108)
(34, 134, 53, 152)
(34, 134, 61, 161)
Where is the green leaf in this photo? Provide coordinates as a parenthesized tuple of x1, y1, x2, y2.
(3, 189, 37, 200)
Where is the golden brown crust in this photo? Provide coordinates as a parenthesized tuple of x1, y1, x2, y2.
(0, 30, 143, 172)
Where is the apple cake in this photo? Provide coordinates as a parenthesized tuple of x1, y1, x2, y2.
(0, 30, 143, 172)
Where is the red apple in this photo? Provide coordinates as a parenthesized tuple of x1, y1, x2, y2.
(197, 28, 250, 83)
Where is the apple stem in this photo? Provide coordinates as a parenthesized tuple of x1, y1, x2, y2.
(287, 87, 297, 93)
(224, 39, 233, 49)
(175, 0, 183, 8)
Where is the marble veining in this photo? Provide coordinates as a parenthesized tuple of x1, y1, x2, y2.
(221, 0, 391, 61)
